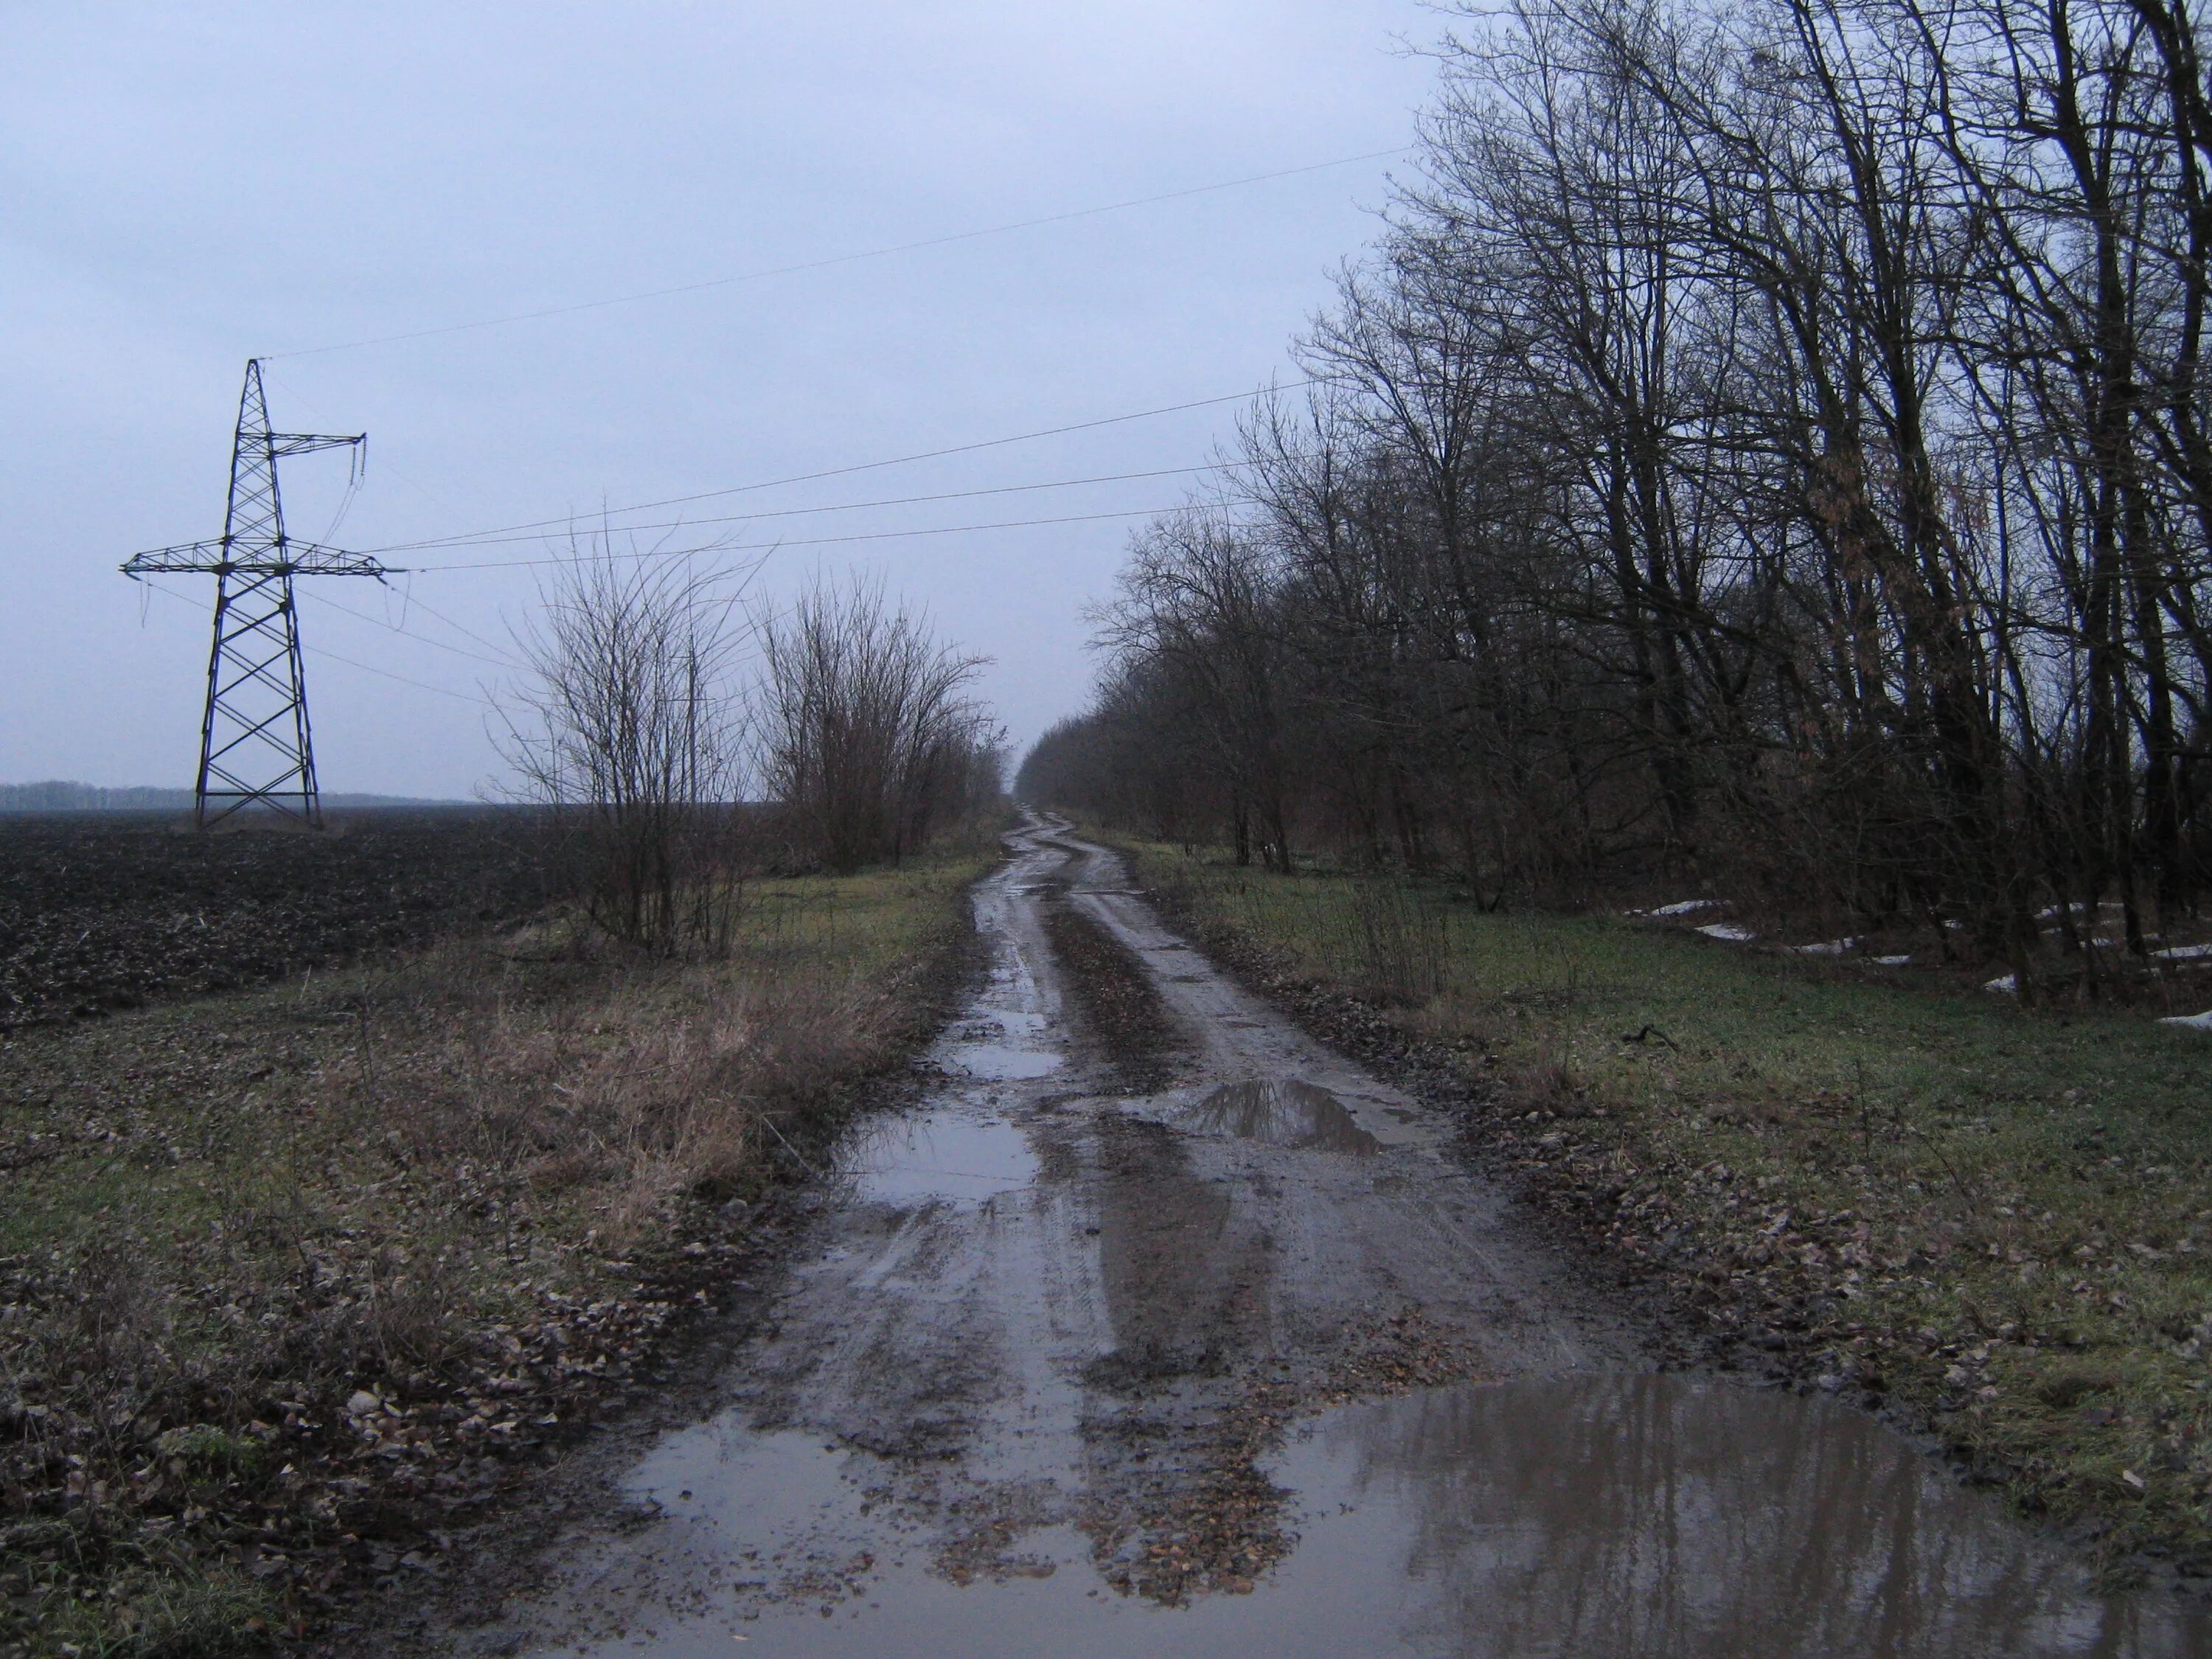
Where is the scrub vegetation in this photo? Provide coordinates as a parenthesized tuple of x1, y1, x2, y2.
(0, 851, 990, 1657)
(1127, 841, 2212, 1579)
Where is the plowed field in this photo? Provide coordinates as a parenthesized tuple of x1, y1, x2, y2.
(0, 810, 546, 1027)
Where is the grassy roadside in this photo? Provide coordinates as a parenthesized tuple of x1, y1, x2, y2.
(0, 849, 991, 1658)
(1119, 841, 2212, 1583)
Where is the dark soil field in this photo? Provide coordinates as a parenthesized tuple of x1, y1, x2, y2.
(0, 810, 549, 1029)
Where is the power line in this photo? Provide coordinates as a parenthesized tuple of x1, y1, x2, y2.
(407, 504, 1183, 574)
(368, 461, 1241, 554)
(265, 150, 1408, 361)
(137, 577, 493, 706)
(311, 644, 493, 706)
(298, 588, 520, 671)
(358, 382, 1307, 556)
(307, 546, 779, 667)
(385, 580, 522, 663)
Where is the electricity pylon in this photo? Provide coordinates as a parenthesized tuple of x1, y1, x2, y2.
(122, 361, 393, 828)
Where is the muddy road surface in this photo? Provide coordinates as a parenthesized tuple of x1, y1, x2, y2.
(443, 816, 2205, 1658)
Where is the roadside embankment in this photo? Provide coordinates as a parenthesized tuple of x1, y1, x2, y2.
(1120, 842, 2212, 1586)
(0, 852, 988, 1658)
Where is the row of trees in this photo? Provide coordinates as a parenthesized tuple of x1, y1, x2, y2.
(504, 546, 1004, 950)
(1022, 0, 2212, 969)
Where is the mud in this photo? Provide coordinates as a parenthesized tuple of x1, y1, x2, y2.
(1038, 899, 1175, 1088)
(425, 815, 2207, 1657)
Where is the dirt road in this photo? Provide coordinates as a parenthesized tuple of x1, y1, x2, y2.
(444, 817, 2205, 1657)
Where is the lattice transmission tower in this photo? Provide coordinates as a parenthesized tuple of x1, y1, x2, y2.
(122, 360, 393, 828)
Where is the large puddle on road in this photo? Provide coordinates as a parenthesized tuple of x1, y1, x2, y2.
(1180, 1078, 1381, 1155)
(838, 1107, 1038, 1207)
(531, 1373, 2203, 1657)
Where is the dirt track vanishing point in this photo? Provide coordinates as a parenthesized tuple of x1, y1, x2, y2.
(440, 816, 2208, 1658)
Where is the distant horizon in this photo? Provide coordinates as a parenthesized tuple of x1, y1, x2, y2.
(0, 779, 473, 811)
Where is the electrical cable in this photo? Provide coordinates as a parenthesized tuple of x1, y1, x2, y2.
(384, 580, 517, 663)
(405, 504, 1182, 574)
(134, 578, 493, 705)
(356, 382, 1306, 556)
(309, 645, 494, 706)
(265, 150, 1408, 361)
(362, 461, 1242, 554)
(297, 589, 520, 671)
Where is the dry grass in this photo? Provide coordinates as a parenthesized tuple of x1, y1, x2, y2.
(1132, 844, 2212, 1583)
(0, 851, 987, 1658)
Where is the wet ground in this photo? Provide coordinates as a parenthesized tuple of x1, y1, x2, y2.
(441, 816, 2208, 1657)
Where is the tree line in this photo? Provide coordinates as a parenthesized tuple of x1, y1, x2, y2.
(503, 546, 1004, 951)
(1020, 0, 2212, 981)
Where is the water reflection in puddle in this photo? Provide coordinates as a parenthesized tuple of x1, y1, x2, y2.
(1182, 1079, 1380, 1155)
(528, 1372, 2204, 1658)
(1268, 1373, 2205, 1657)
(840, 1108, 1039, 1206)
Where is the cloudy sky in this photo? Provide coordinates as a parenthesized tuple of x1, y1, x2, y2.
(2, 3, 1435, 797)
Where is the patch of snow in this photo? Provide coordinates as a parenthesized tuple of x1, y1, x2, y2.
(1790, 938, 1857, 956)
(2153, 943, 2212, 961)
(1652, 899, 1719, 917)
(2157, 1009, 2212, 1032)
(1874, 955, 1911, 967)
(1696, 923, 1757, 942)
(1983, 974, 2017, 993)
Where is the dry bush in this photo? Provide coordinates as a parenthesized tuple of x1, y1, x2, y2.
(347, 934, 900, 1250)
(498, 534, 752, 953)
(757, 573, 1005, 873)
(63, 1238, 164, 1383)
(1346, 877, 1453, 1005)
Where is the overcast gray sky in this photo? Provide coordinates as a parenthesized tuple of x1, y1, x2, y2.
(2, 2, 1433, 797)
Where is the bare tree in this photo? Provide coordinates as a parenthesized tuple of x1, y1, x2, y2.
(755, 574, 1003, 872)
(1022, 0, 2212, 987)
(498, 531, 751, 951)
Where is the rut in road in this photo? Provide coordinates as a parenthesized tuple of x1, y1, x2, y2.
(448, 816, 2207, 1658)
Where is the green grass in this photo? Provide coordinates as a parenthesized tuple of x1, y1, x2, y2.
(740, 856, 987, 981)
(1133, 844, 2212, 1576)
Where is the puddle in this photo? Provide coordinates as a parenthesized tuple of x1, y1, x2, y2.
(518, 1372, 2203, 1657)
(840, 1107, 1039, 1206)
(630, 1425, 894, 1587)
(1180, 1079, 1381, 1155)
(1263, 1373, 2207, 1657)
(947, 1041, 1064, 1080)
(937, 1006, 1062, 1081)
